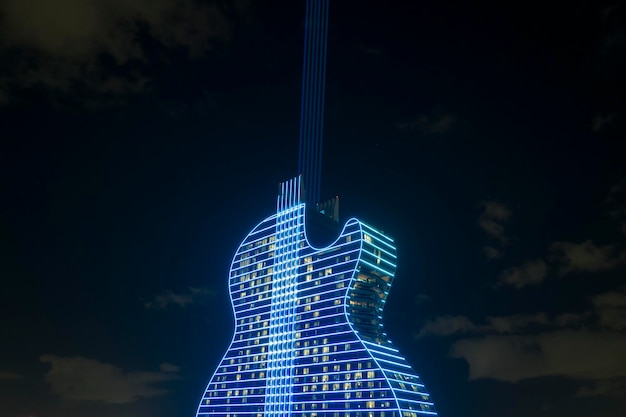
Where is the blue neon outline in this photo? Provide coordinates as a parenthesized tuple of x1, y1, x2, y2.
(196, 179, 437, 417)
(194, 213, 278, 417)
(342, 221, 403, 415)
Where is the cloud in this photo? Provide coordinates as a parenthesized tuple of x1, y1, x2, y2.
(592, 113, 615, 131)
(445, 289, 626, 385)
(159, 363, 180, 373)
(498, 259, 547, 288)
(144, 286, 216, 309)
(450, 330, 626, 382)
(0, 371, 23, 380)
(593, 289, 626, 331)
(40, 355, 180, 404)
(604, 178, 626, 234)
(1, 0, 232, 59)
(485, 313, 550, 333)
(0, 0, 243, 105)
(359, 43, 383, 56)
(577, 378, 626, 398)
(397, 112, 456, 134)
(414, 293, 431, 306)
(483, 246, 502, 260)
(417, 312, 558, 339)
(549, 240, 626, 275)
(416, 315, 477, 338)
(478, 201, 511, 245)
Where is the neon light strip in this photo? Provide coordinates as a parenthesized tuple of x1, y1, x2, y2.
(393, 388, 433, 397)
(194, 211, 279, 417)
(198, 408, 437, 417)
(230, 245, 358, 277)
(231, 329, 353, 347)
(214, 353, 373, 377)
(359, 258, 395, 276)
(230, 257, 357, 293)
(206, 384, 392, 400)
(374, 357, 412, 368)
(362, 340, 400, 352)
(362, 241, 397, 259)
(264, 178, 302, 417)
(362, 250, 398, 267)
(362, 228, 396, 250)
(232, 275, 350, 301)
(361, 222, 394, 243)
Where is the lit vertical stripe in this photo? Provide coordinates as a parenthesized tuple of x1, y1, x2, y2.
(264, 177, 303, 417)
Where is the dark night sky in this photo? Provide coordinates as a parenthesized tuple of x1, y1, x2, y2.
(1, 1, 626, 416)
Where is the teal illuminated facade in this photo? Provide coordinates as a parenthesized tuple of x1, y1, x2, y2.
(196, 177, 437, 417)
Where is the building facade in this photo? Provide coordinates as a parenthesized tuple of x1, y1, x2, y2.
(196, 177, 437, 417)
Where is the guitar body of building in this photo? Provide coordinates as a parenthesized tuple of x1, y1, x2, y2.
(195, 176, 437, 417)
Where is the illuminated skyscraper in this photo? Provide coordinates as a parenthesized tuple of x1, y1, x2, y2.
(195, 176, 437, 417)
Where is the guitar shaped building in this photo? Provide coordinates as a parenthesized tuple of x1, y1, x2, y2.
(196, 176, 437, 417)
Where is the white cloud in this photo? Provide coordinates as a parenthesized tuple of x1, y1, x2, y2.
(483, 246, 502, 260)
(0, 0, 243, 104)
(414, 293, 431, 306)
(417, 313, 558, 338)
(144, 286, 216, 309)
(0, 371, 23, 380)
(550, 240, 626, 275)
(444, 289, 626, 386)
(40, 355, 180, 404)
(592, 113, 615, 131)
(593, 289, 626, 331)
(485, 313, 549, 333)
(577, 378, 626, 398)
(498, 259, 548, 288)
(450, 330, 626, 382)
(0, 0, 231, 60)
(479, 201, 511, 245)
(415, 315, 477, 338)
(397, 112, 456, 134)
(159, 363, 180, 373)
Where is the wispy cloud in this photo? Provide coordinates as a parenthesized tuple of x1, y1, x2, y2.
(0, 370, 23, 381)
(498, 259, 548, 288)
(593, 289, 626, 331)
(478, 201, 511, 244)
(144, 286, 216, 309)
(549, 240, 626, 275)
(425, 289, 626, 390)
(417, 312, 557, 339)
(0, 0, 246, 106)
(591, 113, 615, 131)
(482, 246, 502, 260)
(604, 178, 626, 235)
(450, 330, 626, 382)
(414, 293, 432, 306)
(397, 111, 456, 134)
(415, 315, 477, 338)
(40, 355, 180, 404)
(577, 378, 626, 398)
